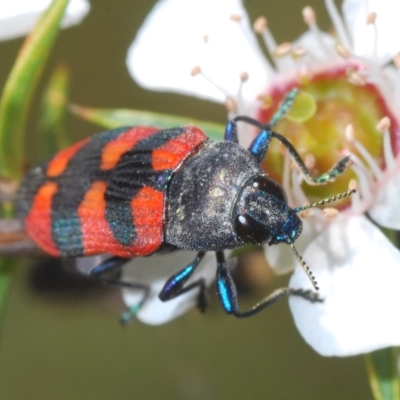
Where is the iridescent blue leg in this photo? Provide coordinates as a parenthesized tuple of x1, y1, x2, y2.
(216, 251, 322, 318)
(89, 256, 127, 276)
(158, 252, 208, 312)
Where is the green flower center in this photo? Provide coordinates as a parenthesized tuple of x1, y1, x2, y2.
(257, 66, 399, 204)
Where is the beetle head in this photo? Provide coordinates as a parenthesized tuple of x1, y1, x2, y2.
(234, 175, 302, 246)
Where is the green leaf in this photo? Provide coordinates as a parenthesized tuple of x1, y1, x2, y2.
(70, 105, 225, 141)
(0, 0, 70, 179)
(365, 348, 400, 400)
(38, 65, 71, 157)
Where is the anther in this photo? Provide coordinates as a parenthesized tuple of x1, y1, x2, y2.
(225, 97, 238, 113)
(302, 6, 316, 24)
(336, 43, 351, 59)
(274, 42, 292, 58)
(345, 124, 355, 141)
(394, 54, 400, 69)
(349, 179, 357, 192)
(230, 14, 242, 23)
(305, 154, 315, 170)
(366, 12, 377, 25)
(191, 66, 202, 77)
(253, 16, 267, 33)
(323, 207, 339, 218)
(347, 70, 367, 86)
(376, 116, 391, 132)
(203, 35, 209, 43)
(240, 72, 249, 82)
(292, 46, 306, 58)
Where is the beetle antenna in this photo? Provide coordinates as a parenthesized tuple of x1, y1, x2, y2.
(268, 88, 299, 128)
(290, 243, 319, 290)
(294, 188, 356, 213)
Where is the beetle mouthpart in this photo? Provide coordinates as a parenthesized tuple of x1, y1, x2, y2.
(289, 243, 319, 290)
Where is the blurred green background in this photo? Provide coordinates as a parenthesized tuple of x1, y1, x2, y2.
(0, 1, 372, 399)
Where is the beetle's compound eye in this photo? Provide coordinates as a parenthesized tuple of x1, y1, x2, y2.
(252, 176, 288, 204)
(235, 214, 272, 245)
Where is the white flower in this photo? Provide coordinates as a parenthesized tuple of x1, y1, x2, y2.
(127, 0, 400, 356)
(121, 251, 216, 325)
(0, 0, 90, 41)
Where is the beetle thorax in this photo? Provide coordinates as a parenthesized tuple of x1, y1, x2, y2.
(165, 141, 262, 251)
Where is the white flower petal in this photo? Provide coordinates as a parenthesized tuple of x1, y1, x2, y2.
(0, 0, 90, 41)
(289, 215, 400, 356)
(369, 168, 400, 229)
(342, 0, 400, 63)
(121, 251, 216, 325)
(127, 0, 271, 105)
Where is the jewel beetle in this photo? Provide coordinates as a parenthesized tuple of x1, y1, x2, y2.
(15, 89, 355, 319)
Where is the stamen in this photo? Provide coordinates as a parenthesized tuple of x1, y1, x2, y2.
(366, 12, 378, 60)
(239, 72, 249, 82)
(203, 35, 209, 43)
(225, 96, 238, 114)
(394, 54, 400, 69)
(292, 46, 306, 59)
(376, 116, 391, 132)
(291, 169, 308, 205)
(346, 123, 383, 180)
(366, 12, 377, 25)
(347, 69, 367, 86)
(349, 179, 358, 192)
(253, 16, 293, 72)
(274, 42, 292, 58)
(302, 6, 332, 57)
(378, 117, 396, 170)
(305, 154, 315, 170)
(231, 14, 275, 76)
(350, 163, 373, 206)
(323, 207, 339, 218)
(348, 178, 362, 213)
(190, 65, 231, 102)
(190, 66, 202, 76)
(324, 0, 353, 51)
(290, 243, 319, 290)
(253, 16, 267, 34)
(236, 72, 249, 114)
(230, 14, 242, 23)
(336, 43, 351, 59)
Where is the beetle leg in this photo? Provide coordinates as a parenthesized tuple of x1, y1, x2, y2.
(215, 250, 323, 317)
(158, 252, 207, 311)
(86, 256, 152, 324)
(89, 255, 128, 277)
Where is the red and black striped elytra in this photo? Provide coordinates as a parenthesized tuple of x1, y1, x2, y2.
(16, 89, 354, 320)
(16, 126, 207, 258)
